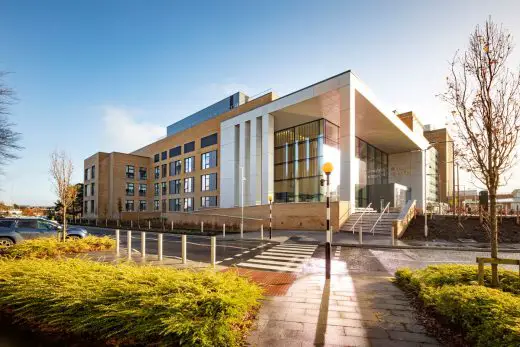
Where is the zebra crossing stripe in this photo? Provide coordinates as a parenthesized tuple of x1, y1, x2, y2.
(236, 243, 318, 272)
(262, 251, 310, 258)
(255, 255, 307, 262)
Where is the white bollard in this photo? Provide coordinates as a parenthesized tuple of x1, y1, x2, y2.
(127, 230, 132, 260)
(240, 223, 243, 239)
(211, 236, 216, 268)
(115, 229, 120, 257)
(158, 233, 163, 261)
(201, 221, 204, 233)
(359, 228, 363, 244)
(222, 224, 226, 238)
(148, 220, 151, 230)
(141, 231, 146, 259)
(181, 234, 187, 264)
(171, 220, 173, 231)
(260, 224, 264, 240)
(391, 226, 395, 246)
(131, 220, 133, 228)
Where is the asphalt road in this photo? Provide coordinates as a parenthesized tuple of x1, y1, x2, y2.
(84, 226, 277, 264)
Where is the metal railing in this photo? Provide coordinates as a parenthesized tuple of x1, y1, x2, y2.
(350, 202, 372, 233)
(369, 202, 391, 235)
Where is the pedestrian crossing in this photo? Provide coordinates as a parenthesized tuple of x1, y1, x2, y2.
(237, 243, 317, 272)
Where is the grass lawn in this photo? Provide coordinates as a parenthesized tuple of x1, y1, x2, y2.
(0, 236, 115, 259)
(0, 258, 263, 346)
(395, 264, 520, 347)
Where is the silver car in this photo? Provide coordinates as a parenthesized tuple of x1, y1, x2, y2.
(0, 218, 88, 246)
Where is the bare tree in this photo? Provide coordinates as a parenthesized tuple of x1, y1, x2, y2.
(0, 72, 21, 170)
(441, 18, 520, 286)
(50, 150, 78, 241)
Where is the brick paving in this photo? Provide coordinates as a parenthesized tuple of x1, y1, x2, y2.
(247, 272, 440, 347)
(223, 268, 298, 296)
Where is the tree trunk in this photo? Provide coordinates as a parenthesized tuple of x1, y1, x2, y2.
(63, 207, 68, 242)
(489, 190, 499, 287)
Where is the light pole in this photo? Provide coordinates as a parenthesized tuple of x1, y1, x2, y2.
(268, 195, 273, 240)
(322, 162, 333, 280)
(240, 166, 245, 238)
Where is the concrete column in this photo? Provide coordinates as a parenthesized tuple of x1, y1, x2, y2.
(238, 123, 246, 207)
(219, 124, 236, 208)
(261, 114, 274, 204)
(339, 84, 357, 205)
(249, 118, 259, 205)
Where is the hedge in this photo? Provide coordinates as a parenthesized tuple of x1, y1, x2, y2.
(0, 258, 262, 346)
(396, 265, 520, 347)
(0, 236, 115, 259)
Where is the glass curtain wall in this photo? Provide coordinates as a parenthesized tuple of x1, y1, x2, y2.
(355, 138, 389, 207)
(274, 119, 339, 203)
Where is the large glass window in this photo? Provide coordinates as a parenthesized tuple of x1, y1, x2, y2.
(161, 151, 167, 161)
(273, 119, 337, 203)
(125, 200, 134, 211)
(161, 182, 167, 195)
(184, 197, 194, 212)
(184, 141, 195, 153)
(161, 164, 167, 178)
(184, 157, 194, 173)
(169, 198, 181, 212)
(354, 137, 389, 207)
(126, 183, 134, 196)
(184, 177, 194, 193)
(125, 165, 135, 179)
(169, 179, 181, 194)
(139, 167, 147, 180)
(154, 183, 159, 196)
(201, 133, 218, 148)
(201, 196, 218, 208)
(138, 184, 146, 197)
(154, 166, 160, 179)
(154, 200, 160, 211)
(139, 200, 147, 212)
(201, 151, 217, 169)
(169, 146, 181, 158)
(201, 173, 217, 191)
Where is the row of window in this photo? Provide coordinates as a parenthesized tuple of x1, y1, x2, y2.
(84, 183, 95, 196)
(84, 165, 95, 181)
(153, 133, 218, 163)
(125, 174, 217, 196)
(153, 150, 217, 179)
(125, 166, 147, 180)
(84, 200, 95, 214)
(124, 196, 218, 212)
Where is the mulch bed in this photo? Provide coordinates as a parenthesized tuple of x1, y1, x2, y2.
(223, 268, 297, 296)
(403, 215, 520, 243)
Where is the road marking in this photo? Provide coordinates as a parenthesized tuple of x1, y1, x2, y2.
(236, 243, 317, 273)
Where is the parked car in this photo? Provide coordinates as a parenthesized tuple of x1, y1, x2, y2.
(0, 218, 88, 246)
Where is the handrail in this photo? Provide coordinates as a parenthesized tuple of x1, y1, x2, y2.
(369, 202, 391, 235)
(350, 203, 372, 233)
(392, 200, 417, 239)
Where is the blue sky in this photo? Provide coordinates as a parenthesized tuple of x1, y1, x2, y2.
(1, 0, 519, 205)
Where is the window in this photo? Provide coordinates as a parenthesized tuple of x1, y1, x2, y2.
(201, 151, 218, 169)
(125, 200, 134, 211)
(161, 151, 167, 161)
(201, 173, 217, 191)
(174, 160, 182, 175)
(154, 154, 160, 163)
(169, 179, 181, 194)
(139, 184, 147, 197)
(169, 146, 181, 158)
(184, 141, 195, 153)
(126, 165, 135, 179)
(154, 166, 160, 179)
(184, 177, 194, 193)
(17, 219, 37, 229)
(126, 183, 135, 196)
(90, 200, 95, 213)
(201, 133, 218, 148)
(84, 184, 89, 197)
(169, 198, 181, 212)
(154, 183, 160, 196)
(161, 164, 167, 178)
(184, 157, 194, 173)
(139, 200, 147, 212)
(184, 197, 194, 212)
(91, 182, 95, 196)
(91, 165, 95, 179)
(201, 196, 218, 208)
(84, 168, 89, 181)
(153, 200, 160, 211)
(139, 167, 147, 180)
(84, 201, 88, 213)
(161, 182, 167, 195)
(162, 199, 167, 213)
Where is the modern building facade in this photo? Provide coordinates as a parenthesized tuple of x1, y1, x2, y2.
(83, 70, 451, 223)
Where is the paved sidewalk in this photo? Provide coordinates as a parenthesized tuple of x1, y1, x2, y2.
(247, 272, 440, 347)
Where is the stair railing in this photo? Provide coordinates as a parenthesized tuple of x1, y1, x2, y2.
(369, 202, 391, 235)
(350, 203, 372, 233)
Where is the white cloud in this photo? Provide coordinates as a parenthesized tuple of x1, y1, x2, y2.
(101, 106, 164, 153)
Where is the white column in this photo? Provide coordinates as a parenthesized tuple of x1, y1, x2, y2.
(219, 124, 236, 208)
(249, 118, 258, 205)
(239, 123, 246, 207)
(261, 114, 274, 204)
(339, 84, 357, 204)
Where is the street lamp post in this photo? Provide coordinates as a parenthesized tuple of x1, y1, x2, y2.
(322, 162, 334, 280)
(240, 166, 245, 239)
(268, 195, 273, 240)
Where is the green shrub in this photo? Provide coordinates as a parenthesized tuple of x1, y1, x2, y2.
(0, 236, 115, 259)
(395, 265, 520, 347)
(0, 258, 263, 346)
